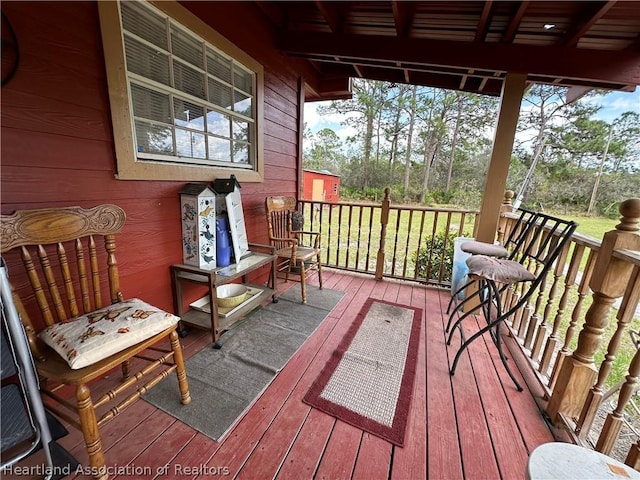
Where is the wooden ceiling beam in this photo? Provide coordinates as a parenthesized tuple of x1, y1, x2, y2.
(558, 1, 617, 48)
(475, 1, 494, 42)
(255, 1, 285, 29)
(277, 31, 640, 86)
(392, 1, 415, 37)
(501, 1, 529, 43)
(315, 1, 342, 33)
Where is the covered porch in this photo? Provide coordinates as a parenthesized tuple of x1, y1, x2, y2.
(1, 1, 639, 478)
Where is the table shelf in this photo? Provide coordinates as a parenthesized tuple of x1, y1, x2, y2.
(170, 245, 277, 345)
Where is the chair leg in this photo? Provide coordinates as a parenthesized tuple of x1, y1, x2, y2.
(449, 297, 523, 392)
(76, 384, 107, 480)
(445, 284, 485, 333)
(446, 278, 475, 314)
(121, 360, 130, 380)
(300, 263, 307, 304)
(317, 255, 323, 290)
(169, 329, 191, 404)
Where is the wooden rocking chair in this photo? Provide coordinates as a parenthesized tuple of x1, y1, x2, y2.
(265, 196, 323, 304)
(0, 204, 190, 479)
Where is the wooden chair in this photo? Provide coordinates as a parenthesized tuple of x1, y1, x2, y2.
(0, 205, 190, 479)
(265, 196, 323, 304)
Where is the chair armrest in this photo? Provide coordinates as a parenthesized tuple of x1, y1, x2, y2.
(292, 231, 321, 249)
(248, 242, 277, 255)
(270, 237, 298, 245)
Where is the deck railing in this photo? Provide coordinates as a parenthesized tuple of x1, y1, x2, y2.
(495, 198, 640, 467)
(299, 189, 479, 286)
(299, 190, 640, 467)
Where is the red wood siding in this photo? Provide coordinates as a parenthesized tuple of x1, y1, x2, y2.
(0, 1, 303, 314)
(302, 170, 341, 202)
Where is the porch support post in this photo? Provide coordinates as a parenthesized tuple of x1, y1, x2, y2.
(547, 198, 640, 424)
(475, 73, 526, 244)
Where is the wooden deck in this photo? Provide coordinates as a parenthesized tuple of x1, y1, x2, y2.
(7, 269, 562, 480)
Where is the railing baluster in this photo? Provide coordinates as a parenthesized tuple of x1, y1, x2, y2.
(402, 210, 414, 278)
(336, 204, 344, 268)
(549, 248, 598, 389)
(577, 263, 640, 439)
(326, 202, 334, 266)
(345, 205, 353, 268)
(413, 210, 427, 280)
(438, 212, 453, 284)
(540, 243, 585, 378)
(390, 208, 401, 277)
(595, 332, 640, 455)
(529, 237, 568, 359)
(426, 211, 439, 282)
(355, 205, 363, 270)
(366, 205, 374, 272)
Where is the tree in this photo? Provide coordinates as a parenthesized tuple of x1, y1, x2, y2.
(303, 127, 345, 173)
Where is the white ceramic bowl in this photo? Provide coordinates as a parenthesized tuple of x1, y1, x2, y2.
(217, 284, 248, 308)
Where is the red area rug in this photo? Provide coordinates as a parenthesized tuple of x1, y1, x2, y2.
(303, 298, 422, 446)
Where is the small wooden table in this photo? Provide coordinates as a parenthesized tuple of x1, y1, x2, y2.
(170, 244, 277, 346)
(527, 442, 640, 480)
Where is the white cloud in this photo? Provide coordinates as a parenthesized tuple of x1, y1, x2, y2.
(304, 101, 359, 142)
(585, 90, 640, 123)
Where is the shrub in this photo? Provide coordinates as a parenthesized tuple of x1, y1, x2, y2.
(413, 230, 465, 283)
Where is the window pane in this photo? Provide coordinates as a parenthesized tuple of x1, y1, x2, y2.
(173, 60, 205, 99)
(171, 25, 203, 69)
(233, 91, 252, 116)
(232, 119, 250, 143)
(135, 121, 174, 155)
(208, 78, 233, 109)
(207, 110, 231, 137)
(125, 36, 170, 86)
(176, 129, 206, 158)
(131, 84, 171, 124)
(207, 136, 231, 162)
(233, 65, 253, 94)
(233, 142, 250, 164)
(206, 49, 232, 83)
(121, 2, 167, 50)
(174, 99, 205, 131)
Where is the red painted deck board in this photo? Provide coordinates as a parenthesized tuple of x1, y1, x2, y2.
(6, 270, 561, 480)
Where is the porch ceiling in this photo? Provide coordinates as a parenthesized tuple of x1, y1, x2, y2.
(255, 1, 640, 100)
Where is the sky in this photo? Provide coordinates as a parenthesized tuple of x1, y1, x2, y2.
(303, 87, 640, 143)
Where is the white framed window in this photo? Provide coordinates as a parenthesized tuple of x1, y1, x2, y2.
(99, 1, 264, 181)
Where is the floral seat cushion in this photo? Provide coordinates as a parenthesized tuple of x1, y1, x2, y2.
(38, 298, 179, 370)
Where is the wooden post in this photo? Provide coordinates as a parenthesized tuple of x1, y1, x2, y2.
(497, 190, 515, 245)
(547, 198, 640, 423)
(375, 188, 391, 280)
(625, 439, 640, 470)
(475, 73, 526, 244)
